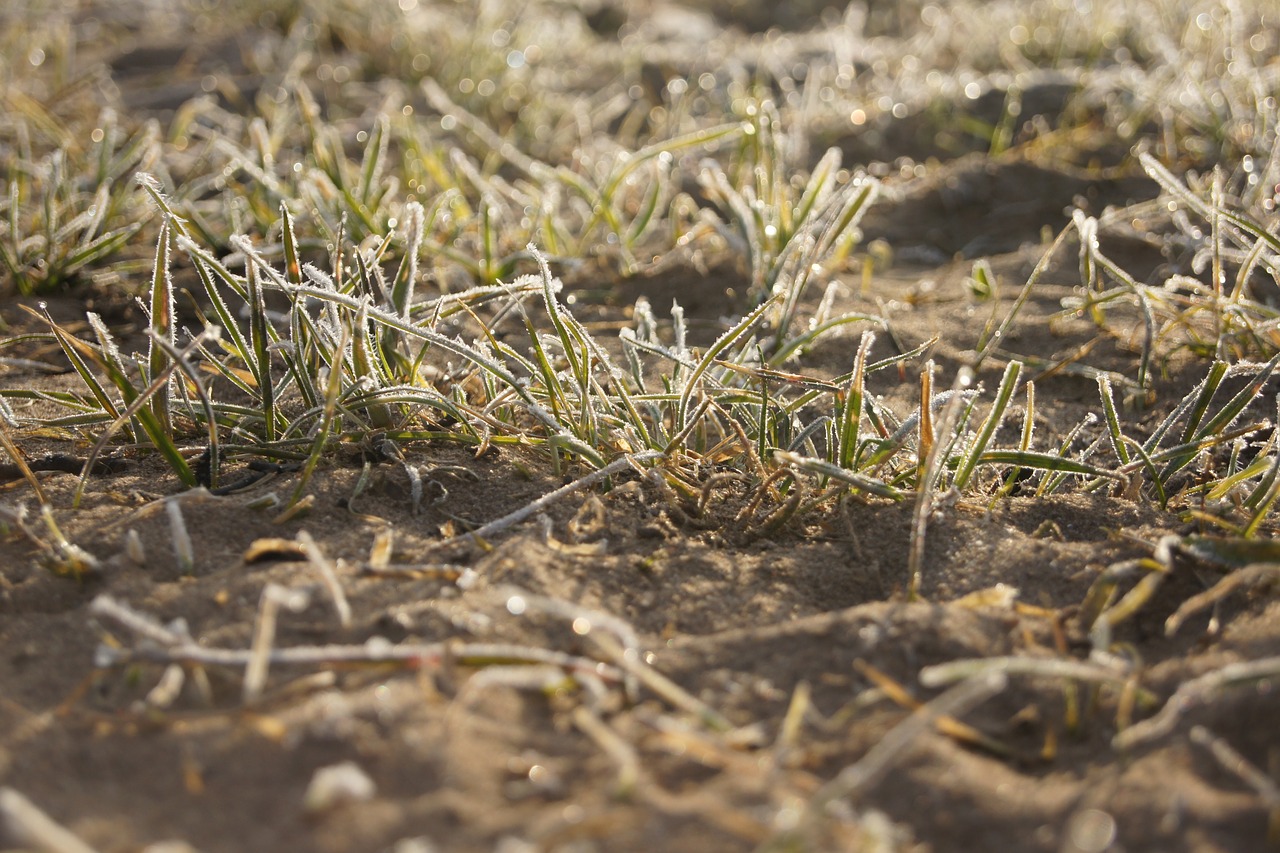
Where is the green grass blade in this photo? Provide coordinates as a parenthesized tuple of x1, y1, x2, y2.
(246, 259, 276, 442)
(149, 330, 220, 489)
(1191, 355, 1280, 441)
(146, 218, 174, 436)
(994, 379, 1037, 500)
(390, 201, 424, 319)
(72, 346, 197, 506)
(60, 221, 145, 277)
(838, 331, 874, 470)
(1158, 356, 1279, 483)
(1097, 375, 1131, 465)
(1179, 361, 1228, 445)
(358, 113, 389, 209)
(775, 450, 903, 500)
(280, 203, 303, 286)
(290, 323, 346, 509)
(625, 172, 663, 248)
(676, 296, 777, 433)
(32, 306, 124, 428)
(1142, 152, 1280, 258)
(980, 450, 1123, 483)
(135, 173, 192, 240)
(973, 226, 1073, 372)
(954, 361, 1021, 491)
(789, 147, 840, 242)
(182, 243, 253, 369)
(767, 313, 887, 367)
(1119, 436, 1168, 508)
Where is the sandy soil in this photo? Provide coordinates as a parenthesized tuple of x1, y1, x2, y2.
(2, 2, 1279, 852)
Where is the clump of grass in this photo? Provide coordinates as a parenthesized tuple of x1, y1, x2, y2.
(1067, 155, 1280, 378)
(0, 111, 158, 294)
(0, 4, 1273, 599)
(4, 8, 1280, 850)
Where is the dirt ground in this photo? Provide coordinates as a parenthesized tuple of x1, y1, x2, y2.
(3, 2, 1280, 852)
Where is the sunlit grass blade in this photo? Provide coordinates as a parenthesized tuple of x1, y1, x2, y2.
(245, 254, 276, 442)
(28, 305, 124, 430)
(346, 295, 395, 429)
(0, 417, 48, 504)
(420, 77, 545, 179)
(766, 312, 887, 367)
(390, 201, 424, 319)
(838, 331, 874, 470)
(145, 218, 174, 436)
(1189, 354, 1279, 441)
(1157, 355, 1278, 483)
(1245, 471, 1280, 537)
(357, 113, 389, 210)
(1033, 410, 1102, 497)
(790, 147, 840, 242)
(771, 176, 878, 350)
(280, 203, 303, 286)
(774, 450, 903, 500)
(676, 295, 777, 434)
(953, 360, 1021, 491)
(1243, 403, 1280, 512)
(149, 329, 221, 489)
(531, 245, 586, 394)
(988, 379, 1036, 502)
(57, 221, 144, 280)
(1142, 372, 1208, 456)
(908, 363, 970, 599)
(71, 334, 203, 505)
(1097, 375, 1130, 465)
(917, 362, 936, 484)
(276, 281, 526, 395)
(973, 225, 1073, 372)
(625, 169, 663, 248)
(1179, 361, 1229, 446)
(135, 173, 191, 239)
(102, 119, 159, 185)
(290, 322, 347, 510)
(1141, 152, 1280, 260)
(978, 450, 1125, 485)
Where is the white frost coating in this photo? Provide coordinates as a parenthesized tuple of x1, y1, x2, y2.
(303, 762, 376, 813)
(166, 498, 193, 574)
